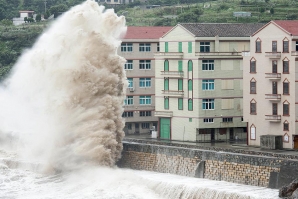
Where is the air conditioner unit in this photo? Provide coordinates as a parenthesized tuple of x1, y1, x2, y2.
(129, 87, 134, 92)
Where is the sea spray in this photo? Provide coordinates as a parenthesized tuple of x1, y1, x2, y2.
(0, 0, 127, 171)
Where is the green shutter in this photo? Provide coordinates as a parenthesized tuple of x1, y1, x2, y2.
(188, 60, 193, 71)
(188, 99, 193, 111)
(165, 42, 168, 52)
(188, 42, 192, 53)
(178, 79, 183, 90)
(178, 98, 183, 110)
(164, 78, 169, 90)
(188, 79, 193, 91)
(164, 98, 169, 109)
(160, 118, 170, 139)
(178, 60, 183, 71)
(178, 42, 182, 52)
(164, 60, 169, 71)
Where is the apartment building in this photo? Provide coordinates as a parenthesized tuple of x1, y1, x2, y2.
(119, 26, 172, 134)
(155, 23, 263, 142)
(243, 20, 298, 149)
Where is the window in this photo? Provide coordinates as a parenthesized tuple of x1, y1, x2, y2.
(165, 42, 168, 52)
(139, 60, 151, 69)
(164, 97, 169, 109)
(283, 101, 289, 116)
(200, 42, 210, 52)
(178, 60, 183, 71)
(157, 43, 160, 52)
(202, 79, 214, 90)
(124, 60, 133, 70)
(250, 124, 256, 140)
(202, 60, 214, 70)
(284, 120, 289, 131)
(283, 80, 289, 95)
(256, 39, 261, 53)
(250, 59, 256, 73)
(202, 99, 214, 110)
(203, 118, 214, 123)
(127, 78, 133, 88)
(222, 118, 233, 122)
(141, 123, 150, 129)
(250, 100, 256, 115)
(272, 103, 278, 115)
(188, 42, 192, 53)
(178, 98, 183, 110)
(139, 96, 151, 105)
(178, 79, 183, 91)
(124, 96, 133, 105)
(283, 40, 289, 53)
(272, 41, 277, 52)
(272, 81, 278, 94)
(178, 42, 182, 52)
(121, 43, 133, 52)
(164, 60, 169, 71)
(188, 79, 193, 91)
(188, 60, 193, 71)
(140, 111, 151, 117)
(283, 60, 289, 73)
(139, 78, 151, 88)
(139, 43, 151, 52)
(164, 78, 169, 90)
(122, 111, 134, 117)
(250, 79, 256, 94)
(188, 99, 193, 111)
(272, 60, 277, 73)
(296, 41, 298, 51)
(127, 123, 132, 129)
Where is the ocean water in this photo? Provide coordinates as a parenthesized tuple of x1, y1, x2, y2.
(0, 1, 280, 198)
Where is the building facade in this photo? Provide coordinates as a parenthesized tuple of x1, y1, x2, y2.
(243, 20, 298, 149)
(13, 11, 34, 26)
(155, 23, 263, 142)
(119, 26, 172, 134)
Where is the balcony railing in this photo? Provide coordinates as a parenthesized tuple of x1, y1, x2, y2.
(265, 115, 281, 122)
(155, 52, 183, 58)
(162, 90, 184, 96)
(291, 51, 298, 56)
(195, 51, 242, 58)
(265, 52, 281, 58)
(265, 94, 281, 101)
(161, 71, 184, 77)
(265, 73, 281, 80)
(154, 111, 173, 117)
(123, 105, 155, 110)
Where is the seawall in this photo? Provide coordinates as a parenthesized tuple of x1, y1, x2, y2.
(117, 139, 298, 189)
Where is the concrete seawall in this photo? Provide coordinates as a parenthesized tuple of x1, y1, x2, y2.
(117, 139, 298, 189)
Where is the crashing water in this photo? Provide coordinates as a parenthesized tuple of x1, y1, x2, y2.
(0, 1, 280, 198)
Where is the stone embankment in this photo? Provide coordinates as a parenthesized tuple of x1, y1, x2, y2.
(117, 138, 298, 189)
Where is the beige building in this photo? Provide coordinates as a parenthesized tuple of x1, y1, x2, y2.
(243, 20, 298, 149)
(155, 23, 263, 142)
(119, 26, 172, 134)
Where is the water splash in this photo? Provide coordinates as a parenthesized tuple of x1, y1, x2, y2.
(0, 0, 127, 172)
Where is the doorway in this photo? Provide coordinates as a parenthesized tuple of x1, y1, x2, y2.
(294, 135, 298, 149)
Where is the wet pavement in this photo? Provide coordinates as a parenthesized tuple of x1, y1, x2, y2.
(123, 133, 298, 157)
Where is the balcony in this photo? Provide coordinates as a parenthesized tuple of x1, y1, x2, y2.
(291, 51, 298, 56)
(265, 73, 281, 80)
(155, 52, 183, 59)
(265, 94, 281, 101)
(162, 90, 184, 97)
(161, 71, 184, 78)
(154, 111, 173, 117)
(123, 105, 155, 111)
(195, 51, 242, 59)
(265, 115, 281, 122)
(265, 52, 281, 59)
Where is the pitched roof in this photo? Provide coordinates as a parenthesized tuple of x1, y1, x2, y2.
(179, 23, 265, 37)
(124, 26, 173, 39)
(272, 20, 298, 36)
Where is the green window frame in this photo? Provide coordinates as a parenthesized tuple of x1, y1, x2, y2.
(188, 42, 192, 53)
(188, 99, 193, 111)
(164, 78, 169, 90)
(178, 42, 182, 52)
(165, 42, 168, 52)
(188, 79, 193, 91)
(188, 60, 193, 71)
(164, 60, 169, 71)
(164, 97, 169, 109)
(178, 98, 183, 110)
(178, 60, 183, 72)
(178, 79, 183, 90)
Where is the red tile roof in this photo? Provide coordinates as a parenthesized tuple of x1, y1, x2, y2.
(124, 26, 172, 39)
(273, 20, 298, 36)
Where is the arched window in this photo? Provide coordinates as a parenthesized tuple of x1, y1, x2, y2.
(283, 120, 289, 131)
(250, 57, 256, 73)
(188, 60, 193, 72)
(283, 57, 289, 74)
(250, 99, 257, 115)
(283, 37, 289, 53)
(188, 79, 193, 91)
(283, 78, 289, 95)
(283, 100, 290, 116)
(164, 60, 169, 71)
(250, 124, 256, 140)
(250, 78, 256, 94)
(255, 38, 261, 53)
(188, 98, 193, 111)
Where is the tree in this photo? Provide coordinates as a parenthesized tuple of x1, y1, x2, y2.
(49, 4, 68, 18)
(176, 8, 203, 23)
(1, 19, 13, 26)
(24, 17, 28, 23)
(44, 10, 50, 19)
(35, 14, 41, 22)
(270, 8, 274, 15)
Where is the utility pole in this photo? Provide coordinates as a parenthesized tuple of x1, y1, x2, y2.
(44, 0, 47, 13)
